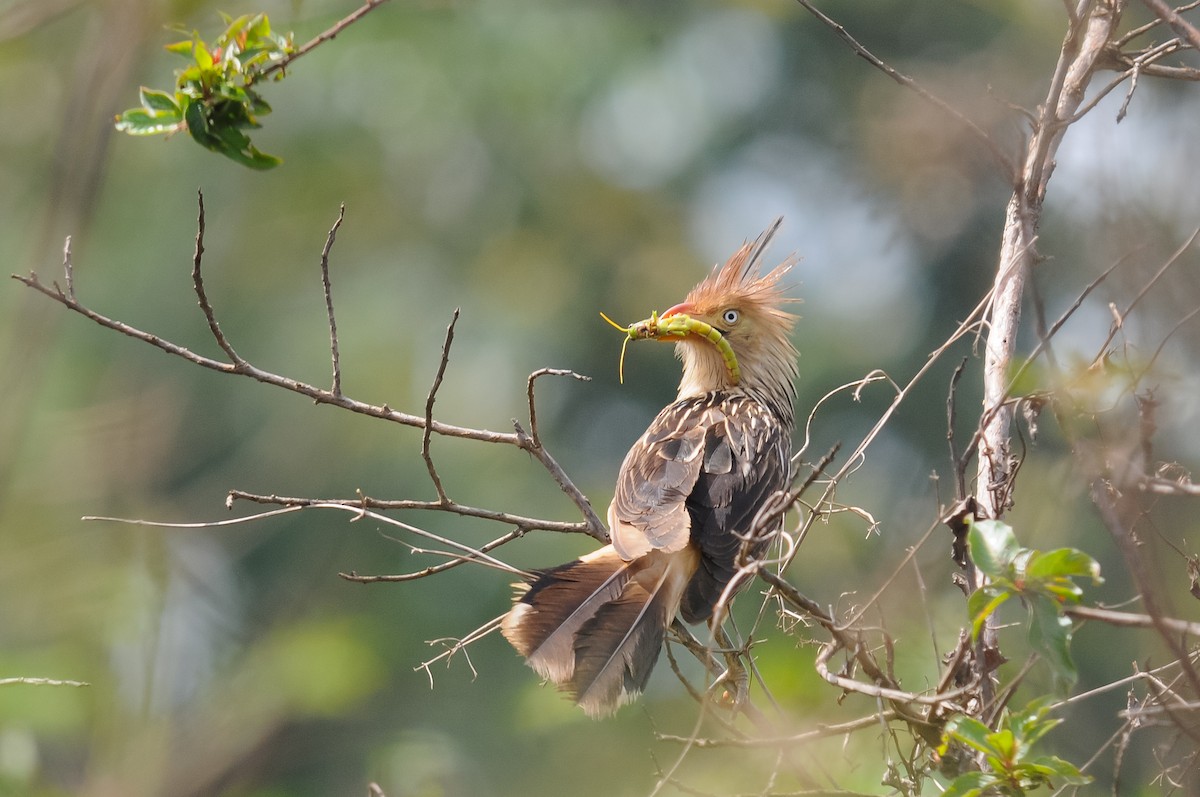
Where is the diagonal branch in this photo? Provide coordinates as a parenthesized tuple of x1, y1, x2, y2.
(191, 190, 243, 366)
(791, 0, 1016, 179)
(253, 0, 392, 82)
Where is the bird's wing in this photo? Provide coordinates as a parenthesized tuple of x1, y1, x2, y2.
(608, 396, 723, 560)
(608, 392, 790, 611)
(679, 396, 790, 622)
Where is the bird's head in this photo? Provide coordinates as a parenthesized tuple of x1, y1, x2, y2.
(605, 219, 799, 419)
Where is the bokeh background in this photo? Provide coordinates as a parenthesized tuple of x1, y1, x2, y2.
(3, 1, 1200, 795)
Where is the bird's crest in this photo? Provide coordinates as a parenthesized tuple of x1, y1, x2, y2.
(685, 217, 799, 324)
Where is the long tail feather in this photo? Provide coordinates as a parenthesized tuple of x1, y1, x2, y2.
(501, 547, 633, 684)
(501, 547, 696, 717)
(571, 564, 674, 717)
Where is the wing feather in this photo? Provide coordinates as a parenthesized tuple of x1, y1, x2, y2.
(608, 393, 791, 623)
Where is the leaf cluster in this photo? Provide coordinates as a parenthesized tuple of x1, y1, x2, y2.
(967, 519, 1103, 685)
(939, 699, 1092, 796)
(114, 13, 293, 169)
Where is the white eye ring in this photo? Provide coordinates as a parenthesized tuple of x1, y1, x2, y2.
(721, 309, 740, 326)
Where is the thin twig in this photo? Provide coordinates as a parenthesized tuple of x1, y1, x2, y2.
(191, 190, 243, 365)
(321, 203, 346, 396)
(254, 0, 392, 82)
(225, 489, 589, 534)
(0, 677, 90, 687)
(947, 357, 969, 500)
(1140, 0, 1200, 52)
(422, 309, 459, 503)
(1118, 0, 1200, 44)
(656, 710, 899, 748)
(414, 614, 505, 686)
(1091, 227, 1200, 364)
(14, 252, 605, 530)
(339, 528, 523, 582)
(513, 419, 607, 541)
(791, 0, 1015, 179)
(526, 368, 591, 448)
(62, 235, 75, 301)
(1067, 604, 1200, 636)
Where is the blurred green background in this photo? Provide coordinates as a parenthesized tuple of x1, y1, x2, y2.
(3, 0, 1200, 794)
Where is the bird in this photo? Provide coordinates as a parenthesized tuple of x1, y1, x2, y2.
(501, 219, 799, 717)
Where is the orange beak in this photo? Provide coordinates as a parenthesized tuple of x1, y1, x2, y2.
(661, 301, 695, 318)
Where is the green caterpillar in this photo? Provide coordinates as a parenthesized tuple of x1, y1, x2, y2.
(601, 310, 741, 386)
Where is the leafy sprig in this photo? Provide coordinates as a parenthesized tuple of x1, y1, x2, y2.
(115, 13, 293, 169)
(939, 699, 1092, 796)
(967, 519, 1103, 685)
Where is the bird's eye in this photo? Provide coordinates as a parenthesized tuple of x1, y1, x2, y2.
(721, 309, 740, 326)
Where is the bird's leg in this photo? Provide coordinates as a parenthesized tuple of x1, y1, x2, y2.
(710, 622, 750, 712)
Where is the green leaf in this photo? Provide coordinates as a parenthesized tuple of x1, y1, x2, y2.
(193, 40, 214, 71)
(165, 39, 195, 56)
(114, 107, 181, 135)
(1019, 755, 1092, 785)
(247, 12, 271, 40)
(968, 587, 1011, 641)
(942, 715, 996, 757)
(941, 771, 994, 797)
(1027, 593, 1077, 686)
(219, 13, 252, 46)
(1025, 547, 1103, 585)
(138, 87, 179, 114)
(224, 143, 282, 170)
(1007, 698, 1059, 748)
(968, 519, 1021, 578)
(985, 728, 1016, 766)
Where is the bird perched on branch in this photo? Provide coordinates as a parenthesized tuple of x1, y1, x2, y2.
(501, 219, 799, 716)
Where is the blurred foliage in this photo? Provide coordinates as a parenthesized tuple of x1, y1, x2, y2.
(2, 0, 1200, 796)
(966, 519, 1103, 686)
(939, 699, 1091, 797)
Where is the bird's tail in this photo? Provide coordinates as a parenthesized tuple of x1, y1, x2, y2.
(501, 545, 696, 717)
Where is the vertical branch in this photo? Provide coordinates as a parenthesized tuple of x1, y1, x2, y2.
(321, 204, 346, 397)
(422, 309, 459, 504)
(62, 236, 75, 301)
(972, 0, 1127, 710)
(975, 0, 1126, 522)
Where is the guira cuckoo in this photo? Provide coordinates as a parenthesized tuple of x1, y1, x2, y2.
(502, 219, 798, 716)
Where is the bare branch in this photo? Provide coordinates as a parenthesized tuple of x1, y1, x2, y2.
(1118, 0, 1200, 44)
(513, 419, 607, 541)
(320, 203, 346, 396)
(1091, 227, 1200, 365)
(254, 0, 392, 82)
(1067, 604, 1200, 636)
(191, 190, 243, 366)
(0, 677, 90, 687)
(339, 528, 524, 582)
(791, 0, 1016, 179)
(62, 235, 75, 301)
(225, 489, 589, 534)
(414, 614, 505, 687)
(656, 710, 898, 748)
(422, 310, 460, 503)
(1140, 0, 1200, 52)
(527, 367, 591, 448)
